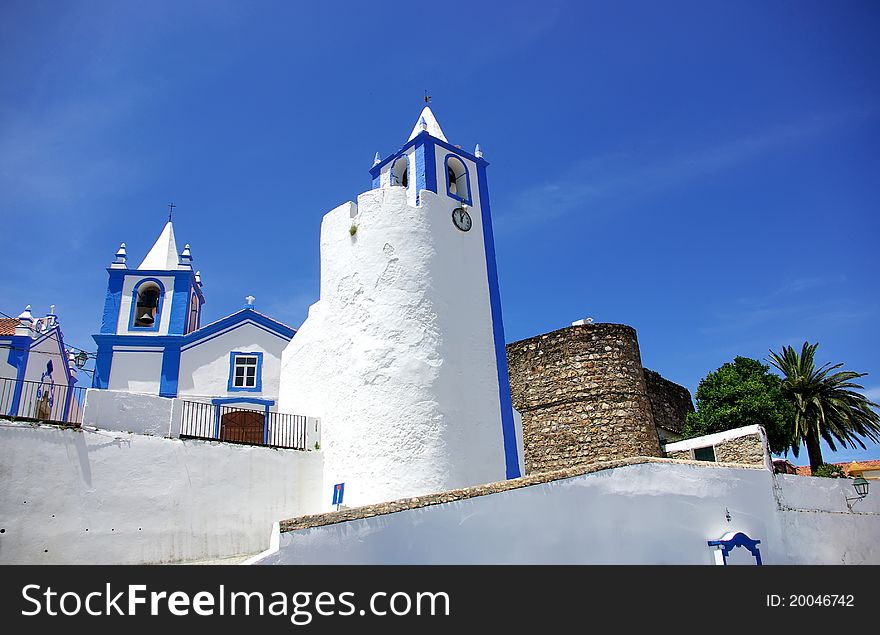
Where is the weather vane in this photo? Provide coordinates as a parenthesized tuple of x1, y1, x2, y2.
(424, 90, 431, 105)
(167, 202, 176, 222)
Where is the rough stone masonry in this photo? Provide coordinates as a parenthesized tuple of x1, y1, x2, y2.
(506, 323, 694, 475)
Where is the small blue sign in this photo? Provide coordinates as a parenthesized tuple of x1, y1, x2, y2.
(332, 482, 345, 506)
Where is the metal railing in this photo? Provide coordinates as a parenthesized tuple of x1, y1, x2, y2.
(0, 376, 86, 425)
(178, 399, 308, 450)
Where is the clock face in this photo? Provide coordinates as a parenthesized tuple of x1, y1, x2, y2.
(452, 207, 472, 232)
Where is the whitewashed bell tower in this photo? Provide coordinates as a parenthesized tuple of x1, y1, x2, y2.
(278, 107, 523, 508)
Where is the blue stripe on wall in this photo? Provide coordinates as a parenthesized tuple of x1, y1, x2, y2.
(424, 138, 437, 194)
(7, 335, 30, 417)
(93, 346, 113, 389)
(476, 164, 521, 479)
(415, 144, 426, 205)
(100, 271, 125, 334)
(159, 344, 181, 397)
(169, 277, 190, 336)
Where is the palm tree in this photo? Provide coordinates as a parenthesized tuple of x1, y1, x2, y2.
(768, 342, 880, 472)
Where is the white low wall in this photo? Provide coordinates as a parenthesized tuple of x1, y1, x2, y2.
(256, 462, 880, 565)
(0, 419, 323, 564)
(82, 389, 174, 437)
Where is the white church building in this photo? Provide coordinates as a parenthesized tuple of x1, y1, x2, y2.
(4, 108, 878, 567)
(85, 106, 523, 509)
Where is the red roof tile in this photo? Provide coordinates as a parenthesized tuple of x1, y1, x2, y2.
(0, 318, 18, 336)
(794, 459, 880, 477)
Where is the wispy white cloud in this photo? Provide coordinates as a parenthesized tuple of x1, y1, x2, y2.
(497, 107, 876, 231)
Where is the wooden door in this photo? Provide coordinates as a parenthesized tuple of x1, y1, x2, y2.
(219, 409, 265, 445)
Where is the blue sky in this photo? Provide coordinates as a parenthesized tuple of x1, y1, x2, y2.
(2, 1, 878, 464)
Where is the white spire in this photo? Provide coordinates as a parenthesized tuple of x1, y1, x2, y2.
(17, 305, 34, 324)
(138, 221, 180, 270)
(111, 242, 127, 269)
(407, 106, 448, 142)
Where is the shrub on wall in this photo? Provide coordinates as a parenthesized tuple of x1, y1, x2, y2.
(812, 463, 846, 478)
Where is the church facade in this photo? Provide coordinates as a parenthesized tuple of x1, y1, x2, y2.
(91, 220, 296, 414)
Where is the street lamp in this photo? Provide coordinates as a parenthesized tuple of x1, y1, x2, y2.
(845, 476, 870, 512)
(74, 351, 89, 370)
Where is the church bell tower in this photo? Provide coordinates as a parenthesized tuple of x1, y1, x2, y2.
(279, 107, 523, 508)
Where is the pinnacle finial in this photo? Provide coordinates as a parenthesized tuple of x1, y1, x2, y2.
(18, 305, 34, 323)
(244, 295, 256, 309)
(373, 152, 382, 166)
(475, 143, 483, 158)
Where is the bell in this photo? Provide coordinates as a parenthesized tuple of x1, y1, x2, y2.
(139, 313, 154, 325)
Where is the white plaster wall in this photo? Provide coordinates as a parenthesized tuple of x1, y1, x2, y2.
(0, 419, 323, 564)
(0, 345, 16, 381)
(279, 186, 511, 509)
(256, 462, 880, 565)
(22, 334, 68, 384)
(379, 147, 417, 207)
(81, 389, 173, 436)
(178, 320, 288, 399)
(772, 473, 880, 564)
(107, 349, 163, 393)
(116, 274, 175, 336)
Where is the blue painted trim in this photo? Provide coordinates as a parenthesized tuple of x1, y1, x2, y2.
(92, 345, 114, 389)
(708, 532, 763, 565)
(100, 270, 126, 334)
(7, 335, 30, 417)
(423, 137, 437, 194)
(415, 145, 426, 205)
(168, 279, 190, 336)
(227, 351, 263, 392)
(159, 344, 181, 397)
(61, 383, 73, 422)
(181, 320, 289, 350)
(210, 397, 275, 406)
(187, 309, 296, 343)
(369, 131, 488, 181)
(477, 163, 520, 478)
(92, 308, 296, 352)
(128, 278, 166, 332)
(444, 153, 472, 206)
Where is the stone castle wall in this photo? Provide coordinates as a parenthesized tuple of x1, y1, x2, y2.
(643, 368, 694, 442)
(506, 323, 664, 474)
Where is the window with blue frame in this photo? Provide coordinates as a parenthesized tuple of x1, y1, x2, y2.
(228, 352, 263, 392)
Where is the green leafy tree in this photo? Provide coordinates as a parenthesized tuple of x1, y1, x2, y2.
(683, 356, 794, 454)
(768, 342, 880, 472)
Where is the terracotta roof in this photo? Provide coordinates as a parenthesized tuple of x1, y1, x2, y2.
(0, 318, 18, 336)
(794, 460, 880, 477)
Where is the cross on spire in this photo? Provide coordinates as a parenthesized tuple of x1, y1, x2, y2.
(424, 90, 431, 105)
(167, 202, 176, 221)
